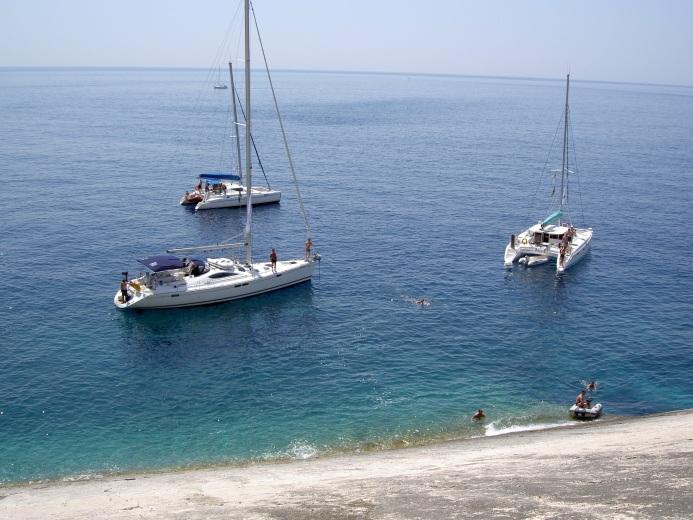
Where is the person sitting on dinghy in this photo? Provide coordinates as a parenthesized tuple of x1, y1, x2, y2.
(575, 390, 591, 409)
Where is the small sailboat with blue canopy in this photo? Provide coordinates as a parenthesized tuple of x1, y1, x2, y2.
(504, 74, 593, 273)
(180, 61, 281, 210)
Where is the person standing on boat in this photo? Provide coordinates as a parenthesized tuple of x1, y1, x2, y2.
(119, 277, 129, 303)
(270, 248, 278, 272)
(304, 238, 313, 260)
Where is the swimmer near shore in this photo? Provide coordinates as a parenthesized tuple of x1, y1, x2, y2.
(471, 409, 485, 421)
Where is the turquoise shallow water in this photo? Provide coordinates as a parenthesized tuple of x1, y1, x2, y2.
(1, 68, 692, 485)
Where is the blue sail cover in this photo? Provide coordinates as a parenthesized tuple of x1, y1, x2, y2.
(137, 255, 185, 272)
(199, 173, 241, 182)
(542, 210, 563, 226)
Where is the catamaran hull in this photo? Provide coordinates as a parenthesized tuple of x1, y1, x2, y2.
(557, 236, 591, 272)
(505, 227, 592, 272)
(115, 261, 313, 310)
(195, 190, 281, 210)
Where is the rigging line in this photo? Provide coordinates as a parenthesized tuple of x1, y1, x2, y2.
(251, 1, 312, 240)
(233, 86, 271, 188)
(223, 231, 245, 244)
(561, 106, 572, 225)
(217, 99, 233, 174)
(568, 110, 586, 224)
(202, 6, 241, 155)
(192, 2, 243, 121)
(206, 2, 243, 90)
(169, 1, 243, 178)
(526, 111, 564, 224)
(540, 117, 563, 220)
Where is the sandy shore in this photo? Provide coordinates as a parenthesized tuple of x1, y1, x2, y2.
(2, 411, 692, 519)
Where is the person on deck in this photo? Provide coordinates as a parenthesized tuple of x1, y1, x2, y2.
(304, 238, 313, 260)
(270, 248, 278, 273)
(119, 278, 129, 303)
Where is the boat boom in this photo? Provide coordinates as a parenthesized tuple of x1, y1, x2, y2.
(167, 242, 244, 254)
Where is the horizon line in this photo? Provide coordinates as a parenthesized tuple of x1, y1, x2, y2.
(1, 66, 691, 89)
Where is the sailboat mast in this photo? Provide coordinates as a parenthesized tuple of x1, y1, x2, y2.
(229, 62, 243, 183)
(560, 73, 570, 211)
(243, 0, 253, 266)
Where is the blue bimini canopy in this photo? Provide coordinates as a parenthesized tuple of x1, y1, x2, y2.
(199, 173, 241, 182)
(542, 210, 563, 226)
(137, 255, 185, 272)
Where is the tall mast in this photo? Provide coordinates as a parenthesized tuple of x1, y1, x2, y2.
(560, 73, 570, 211)
(229, 62, 243, 182)
(243, 0, 253, 266)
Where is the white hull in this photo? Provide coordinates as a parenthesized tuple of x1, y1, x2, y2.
(194, 188, 281, 210)
(505, 225, 592, 272)
(115, 259, 313, 309)
(557, 232, 591, 272)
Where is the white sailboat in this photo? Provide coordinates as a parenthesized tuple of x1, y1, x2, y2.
(115, 0, 316, 309)
(181, 61, 281, 210)
(213, 65, 228, 89)
(504, 74, 592, 273)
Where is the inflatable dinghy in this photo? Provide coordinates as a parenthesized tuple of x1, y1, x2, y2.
(569, 402, 602, 420)
(519, 255, 549, 267)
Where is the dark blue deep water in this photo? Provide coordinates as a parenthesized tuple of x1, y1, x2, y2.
(1, 68, 692, 484)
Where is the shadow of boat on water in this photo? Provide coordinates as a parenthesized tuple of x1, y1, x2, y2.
(115, 281, 316, 364)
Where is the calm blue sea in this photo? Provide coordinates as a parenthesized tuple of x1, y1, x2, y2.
(1, 68, 692, 485)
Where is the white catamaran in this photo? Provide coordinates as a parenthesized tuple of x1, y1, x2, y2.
(504, 74, 592, 273)
(116, 0, 316, 309)
(180, 61, 281, 210)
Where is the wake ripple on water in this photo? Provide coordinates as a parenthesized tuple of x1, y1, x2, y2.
(484, 420, 576, 437)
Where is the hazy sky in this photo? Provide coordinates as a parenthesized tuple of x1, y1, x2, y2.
(2, 0, 691, 85)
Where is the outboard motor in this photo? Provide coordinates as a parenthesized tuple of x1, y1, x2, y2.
(510, 234, 516, 249)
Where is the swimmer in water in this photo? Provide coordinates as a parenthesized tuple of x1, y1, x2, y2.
(415, 298, 430, 306)
(471, 409, 485, 421)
